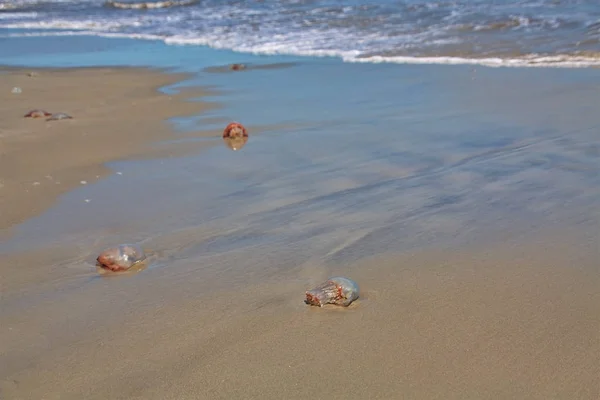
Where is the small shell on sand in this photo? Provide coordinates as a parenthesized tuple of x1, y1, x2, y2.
(24, 109, 52, 118)
(46, 113, 73, 121)
(305, 277, 360, 307)
(96, 244, 146, 273)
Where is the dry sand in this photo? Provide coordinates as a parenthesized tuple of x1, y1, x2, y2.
(1, 67, 599, 400)
(0, 67, 216, 231)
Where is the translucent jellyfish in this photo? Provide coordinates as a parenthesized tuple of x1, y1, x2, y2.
(24, 109, 52, 118)
(96, 244, 146, 272)
(305, 277, 360, 307)
(46, 113, 73, 121)
(222, 122, 249, 151)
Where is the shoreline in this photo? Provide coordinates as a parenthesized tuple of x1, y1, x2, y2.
(0, 65, 219, 232)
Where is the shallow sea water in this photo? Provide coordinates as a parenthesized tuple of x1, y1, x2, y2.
(1, 36, 598, 281)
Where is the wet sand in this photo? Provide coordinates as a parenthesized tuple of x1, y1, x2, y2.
(0, 67, 216, 231)
(1, 225, 598, 400)
(1, 64, 599, 400)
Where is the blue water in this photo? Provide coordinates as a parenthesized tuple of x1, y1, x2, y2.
(0, 0, 599, 67)
(1, 34, 599, 269)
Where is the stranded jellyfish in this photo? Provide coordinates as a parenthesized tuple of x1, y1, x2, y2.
(24, 109, 52, 118)
(229, 63, 247, 71)
(222, 122, 249, 151)
(305, 277, 360, 307)
(96, 244, 146, 273)
(46, 113, 73, 121)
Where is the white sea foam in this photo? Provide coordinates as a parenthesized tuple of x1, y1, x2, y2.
(2, 27, 599, 69)
(0, 29, 164, 42)
(0, 12, 37, 19)
(2, 19, 144, 31)
(344, 54, 600, 68)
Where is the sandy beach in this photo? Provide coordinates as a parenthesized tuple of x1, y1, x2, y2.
(1, 59, 599, 400)
(1, 220, 598, 399)
(0, 67, 214, 232)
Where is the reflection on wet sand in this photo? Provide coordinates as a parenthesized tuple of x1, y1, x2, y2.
(223, 135, 248, 151)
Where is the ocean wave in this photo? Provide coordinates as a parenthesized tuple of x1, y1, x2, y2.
(105, 0, 198, 10)
(0, 12, 38, 19)
(0, 29, 164, 41)
(0, 0, 599, 69)
(455, 15, 580, 33)
(2, 28, 600, 69)
(0, 0, 95, 10)
(1, 18, 146, 30)
(345, 54, 600, 68)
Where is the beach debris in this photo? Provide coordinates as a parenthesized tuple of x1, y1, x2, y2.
(24, 109, 52, 118)
(203, 62, 297, 74)
(46, 112, 73, 121)
(229, 63, 247, 71)
(96, 244, 146, 272)
(305, 277, 360, 307)
(222, 122, 249, 151)
(11, 87, 22, 94)
(105, 0, 198, 9)
(222, 122, 247, 139)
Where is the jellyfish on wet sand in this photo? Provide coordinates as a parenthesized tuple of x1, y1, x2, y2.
(222, 122, 249, 151)
(96, 244, 146, 273)
(305, 277, 360, 307)
(24, 109, 52, 118)
(46, 113, 73, 121)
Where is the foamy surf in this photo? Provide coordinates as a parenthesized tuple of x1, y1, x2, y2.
(344, 54, 600, 68)
(0, 0, 599, 69)
(2, 27, 600, 69)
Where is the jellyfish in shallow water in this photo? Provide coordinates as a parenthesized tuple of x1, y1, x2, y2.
(96, 244, 146, 272)
(229, 63, 247, 71)
(305, 277, 360, 307)
(222, 122, 249, 151)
